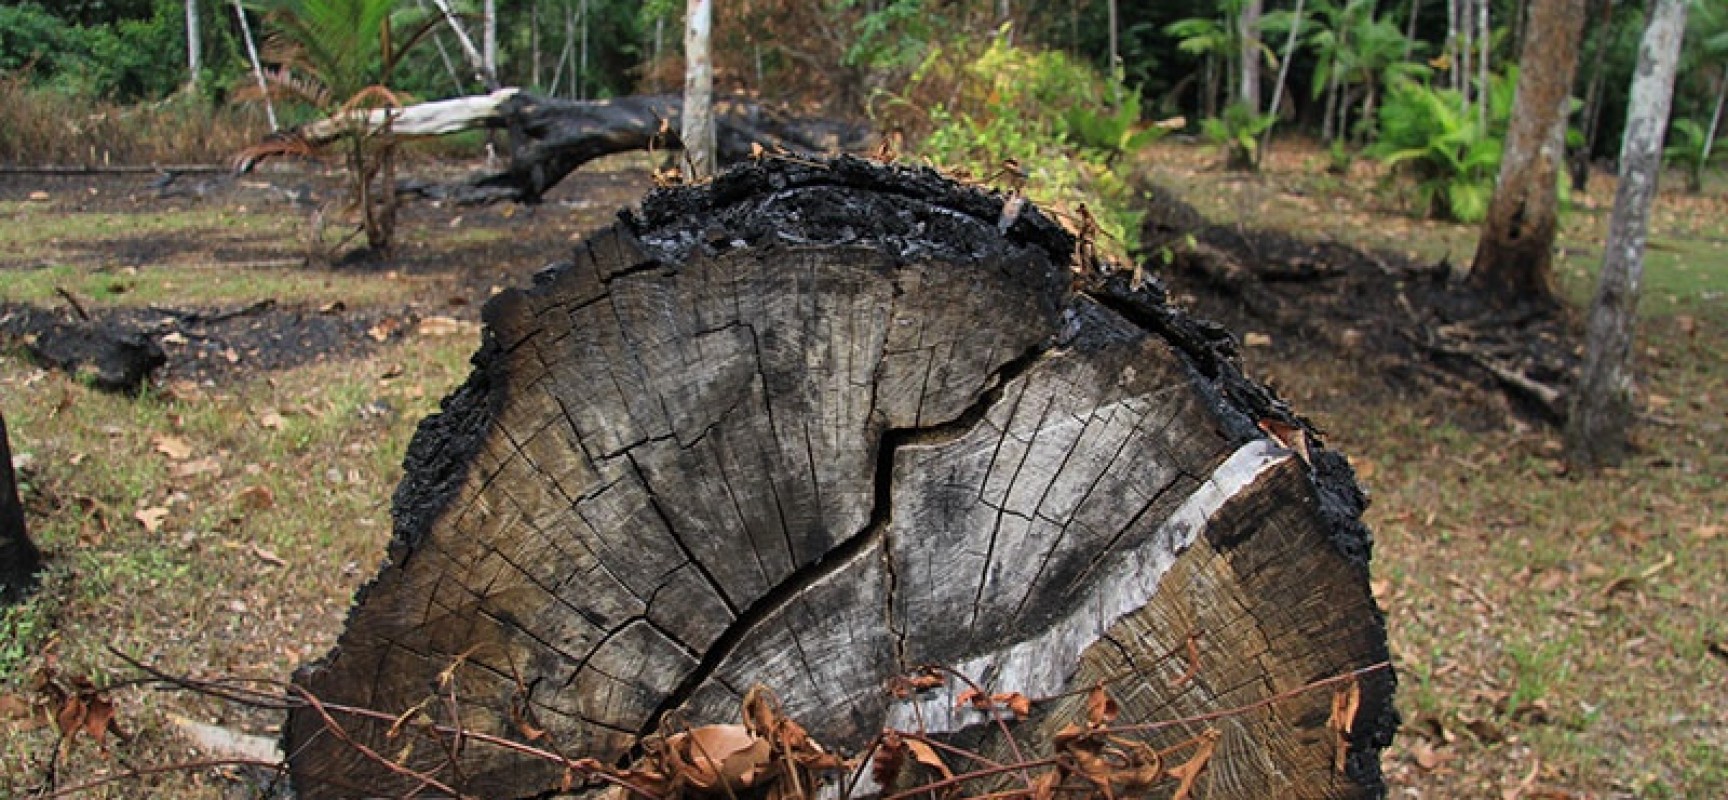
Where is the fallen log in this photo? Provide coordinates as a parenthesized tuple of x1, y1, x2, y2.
(286, 157, 1395, 798)
(242, 90, 867, 203)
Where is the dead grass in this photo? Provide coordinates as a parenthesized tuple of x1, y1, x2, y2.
(0, 141, 1723, 798)
(0, 77, 271, 167)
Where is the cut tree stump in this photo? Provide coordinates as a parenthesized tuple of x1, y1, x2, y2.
(1, 411, 43, 605)
(287, 157, 1395, 799)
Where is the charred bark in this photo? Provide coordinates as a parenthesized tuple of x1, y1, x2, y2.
(245, 91, 867, 204)
(286, 157, 1395, 799)
(0, 411, 43, 606)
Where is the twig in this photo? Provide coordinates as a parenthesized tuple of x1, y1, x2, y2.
(54, 287, 90, 321)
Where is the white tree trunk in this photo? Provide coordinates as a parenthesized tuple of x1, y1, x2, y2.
(1567, 0, 1689, 468)
(1107, 0, 1121, 103)
(1261, 0, 1307, 160)
(1704, 65, 1728, 166)
(1239, 0, 1264, 112)
(483, 0, 498, 86)
(429, 0, 496, 89)
(232, 0, 276, 129)
(682, 0, 716, 178)
(185, 0, 201, 88)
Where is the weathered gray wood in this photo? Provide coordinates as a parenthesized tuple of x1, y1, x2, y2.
(286, 157, 1394, 799)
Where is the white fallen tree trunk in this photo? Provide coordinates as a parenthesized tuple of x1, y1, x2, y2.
(241, 90, 868, 203)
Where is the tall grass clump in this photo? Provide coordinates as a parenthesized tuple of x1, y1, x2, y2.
(0, 74, 270, 166)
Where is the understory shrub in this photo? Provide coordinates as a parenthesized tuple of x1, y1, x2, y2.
(870, 27, 1162, 263)
(1368, 71, 1516, 223)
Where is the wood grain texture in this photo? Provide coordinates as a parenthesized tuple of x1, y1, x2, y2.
(286, 158, 1394, 799)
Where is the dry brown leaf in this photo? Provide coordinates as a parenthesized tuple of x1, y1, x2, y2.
(1165, 729, 1219, 800)
(667, 724, 766, 793)
(367, 318, 400, 342)
(998, 692, 1032, 718)
(954, 687, 991, 710)
(170, 456, 221, 479)
(1410, 740, 1446, 771)
(1694, 524, 1723, 541)
(416, 315, 468, 337)
(134, 506, 169, 533)
(258, 411, 286, 430)
(1257, 418, 1312, 465)
(872, 730, 907, 788)
(251, 545, 287, 567)
(1328, 678, 1361, 773)
(1086, 685, 1118, 727)
(151, 434, 193, 460)
(904, 737, 953, 779)
(1029, 769, 1062, 800)
(238, 484, 275, 511)
(1243, 331, 1273, 347)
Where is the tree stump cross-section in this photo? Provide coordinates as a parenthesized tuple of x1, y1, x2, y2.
(286, 157, 1395, 799)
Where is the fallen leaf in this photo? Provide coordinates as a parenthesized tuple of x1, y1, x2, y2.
(160, 331, 188, 345)
(1243, 331, 1273, 347)
(250, 545, 286, 567)
(1695, 524, 1722, 541)
(1410, 740, 1443, 771)
(1463, 716, 1504, 743)
(27, 190, 49, 201)
(151, 434, 193, 460)
(1328, 678, 1361, 772)
(368, 318, 401, 342)
(1369, 578, 1393, 601)
(1086, 685, 1118, 727)
(135, 506, 169, 533)
(416, 315, 467, 337)
(238, 485, 275, 511)
(1257, 418, 1312, 465)
(170, 456, 221, 479)
(258, 411, 286, 430)
(872, 729, 907, 787)
(904, 737, 953, 778)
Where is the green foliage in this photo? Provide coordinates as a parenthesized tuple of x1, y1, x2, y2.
(0, 0, 188, 101)
(1663, 118, 1725, 193)
(1200, 102, 1276, 170)
(1368, 73, 1518, 223)
(896, 29, 1146, 260)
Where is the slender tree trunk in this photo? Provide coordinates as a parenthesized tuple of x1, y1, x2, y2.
(532, 0, 541, 89)
(1568, 0, 1688, 468)
(1467, 0, 1588, 305)
(232, 0, 276, 130)
(1261, 0, 1308, 162)
(1404, 0, 1422, 61)
(1447, 0, 1461, 93)
(579, 0, 590, 100)
(430, 0, 497, 89)
(1323, 66, 1340, 142)
(1572, 0, 1615, 190)
(1240, 0, 1265, 112)
(185, 0, 201, 89)
(682, 0, 716, 178)
(1477, 0, 1491, 133)
(1704, 66, 1728, 167)
(413, 0, 467, 93)
(1107, 0, 1121, 103)
(483, 0, 498, 86)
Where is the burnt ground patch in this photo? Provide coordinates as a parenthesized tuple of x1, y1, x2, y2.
(1138, 183, 1579, 425)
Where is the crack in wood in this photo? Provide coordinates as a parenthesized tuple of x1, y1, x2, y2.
(631, 342, 1053, 748)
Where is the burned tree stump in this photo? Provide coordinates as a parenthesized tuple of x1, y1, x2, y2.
(1, 411, 43, 605)
(287, 158, 1394, 798)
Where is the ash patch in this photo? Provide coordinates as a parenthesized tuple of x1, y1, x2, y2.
(1, 300, 408, 389)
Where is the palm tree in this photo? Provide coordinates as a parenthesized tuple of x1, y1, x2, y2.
(242, 0, 439, 255)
